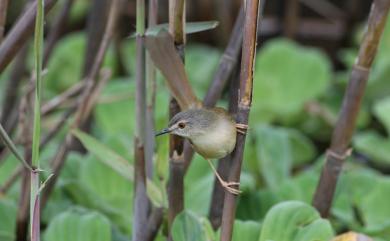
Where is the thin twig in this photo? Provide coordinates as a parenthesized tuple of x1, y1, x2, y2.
(82, 0, 111, 76)
(41, 82, 84, 115)
(0, 44, 29, 134)
(220, 0, 260, 240)
(312, 0, 390, 218)
(41, 0, 118, 207)
(0, 0, 58, 74)
(0, 0, 9, 43)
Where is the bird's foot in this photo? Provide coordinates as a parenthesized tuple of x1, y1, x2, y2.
(236, 123, 249, 134)
(221, 180, 241, 195)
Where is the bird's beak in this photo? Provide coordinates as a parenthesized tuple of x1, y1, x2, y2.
(155, 128, 172, 137)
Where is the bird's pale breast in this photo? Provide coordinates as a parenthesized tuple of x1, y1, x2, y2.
(190, 117, 237, 159)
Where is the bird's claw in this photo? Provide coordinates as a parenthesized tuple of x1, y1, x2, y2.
(236, 123, 249, 134)
(221, 181, 241, 195)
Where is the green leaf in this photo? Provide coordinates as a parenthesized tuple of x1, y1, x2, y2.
(144, 21, 219, 36)
(44, 208, 112, 241)
(373, 96, 390, 135)
(353, 131, 390, 166)
(252, 39, 331, 122)
(360, 178, 390, 236)
(63, 180, 131, 234)
(0, 199, 17, 241)
(72, 129, 165, 208)
(259, 201, 334, 241)
(286, 129, 317, 166)
(45, 33, 85, 95)
(94, 80, 136, 135)
(232, 220, 261, 241)
(255, 125, 292, 190)
(172, 210, 207, 241)
(72, 128, 134, 180)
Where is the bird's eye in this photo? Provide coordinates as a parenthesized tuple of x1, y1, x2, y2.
(178, 122, 186, 129)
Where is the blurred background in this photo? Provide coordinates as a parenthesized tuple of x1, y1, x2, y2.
(2, 0, 390, 241)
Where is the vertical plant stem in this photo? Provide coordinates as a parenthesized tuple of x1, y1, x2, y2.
(220, 0, 260, 240)
(144, 0, 158, 180)
(167, 0, 186, 238)
(30, 0, 44, 239)
(133, 0, 149, 240)
(0, 0, 9, 42)
(312, 0, 390, 218)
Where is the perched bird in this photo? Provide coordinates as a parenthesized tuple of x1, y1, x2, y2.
(146, 31, 247, 195)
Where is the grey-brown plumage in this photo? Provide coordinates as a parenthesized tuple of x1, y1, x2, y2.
(160, 107, 237, 159)
(147, 31, 246, 195)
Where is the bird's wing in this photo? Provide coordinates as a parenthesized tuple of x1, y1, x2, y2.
(144, 30, 201, 110)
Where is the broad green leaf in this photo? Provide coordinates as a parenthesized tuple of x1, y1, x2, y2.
(72, 128, 134, 180)
(94, 80, 136, 135)
(172, 210, 207, 241)
(373, 96, 390, 135)
(0, 199, 17, 241)
(259, 201, 334, 241)
(73, 129, 164, 208)
(44, 208, 111, 241)
(360, 178, 390, 236)
(255, 125, 292, 190)
(63, 181, 131, 234)
(286, 129, 317, 166)
(232, 220, 261, 241)
(45, 33, 85, 95)
(144, 21, 219, 36)
(276, 170, 318, 204)
(353, 131, 390, 166)
(252, 39, 331, 122)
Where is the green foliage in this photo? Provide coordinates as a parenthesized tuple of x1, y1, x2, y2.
(0, 199, 17, 241)
(252, 39, 331, 123)
(44, 208, 112, 241)
(172, 210, 207, 241)
(232, 220, 261, 241)
(259, 201, 334, 241)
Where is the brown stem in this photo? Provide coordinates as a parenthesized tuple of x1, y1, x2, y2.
(41, 82, 84, 115)
(312, 0, 390, 218)
(208, 67, 240, 230)
(132, 0, 149, 239)
(82, 0, 111, 77)
(41, 1, 118, 208)
(283, 0, 300, 38)
(144, 207, 165, 241)
(0, 0, 9, 43)
(167, 0, 186, 238)
(0, 44, 29, 133)
(0, 0, 58, 74)
(220, 0, 260, 240)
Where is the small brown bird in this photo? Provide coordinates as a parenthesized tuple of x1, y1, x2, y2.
(147, 31, 247, 195)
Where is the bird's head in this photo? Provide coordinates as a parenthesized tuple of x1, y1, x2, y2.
(155, 109, 213, 139)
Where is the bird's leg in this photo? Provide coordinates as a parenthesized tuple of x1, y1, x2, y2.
(236, 123, 248, 134)
(206, 159, 241, 195)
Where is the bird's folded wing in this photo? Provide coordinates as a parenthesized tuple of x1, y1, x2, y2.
(144, 30, 201, 110)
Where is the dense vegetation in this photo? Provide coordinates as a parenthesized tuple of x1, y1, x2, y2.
(1, 1, 390, 241)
